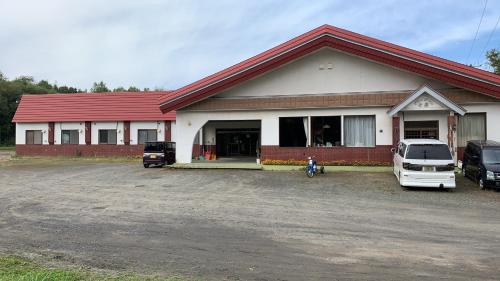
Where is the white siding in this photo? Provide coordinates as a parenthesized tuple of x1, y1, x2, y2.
(130, 121, 165, 145)
(15, 123, 49, 145)
(54, 122, 85, 145)
(175, 107, 393, 163)
(91, 122, 124, 145)
(217, 48, 449, 98)
(170, 121, 177, 142)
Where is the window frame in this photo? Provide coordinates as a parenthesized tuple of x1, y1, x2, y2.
(457, 112, 487, 147)
(61, 129, 79, 145)
(310, 115, 341, 147)
(25, 130, 43, 145)
(278, 117, 308, 147)
(98, 129, 117, 145)
(343, 115, 376, 148)
(138, 129, 158, 145)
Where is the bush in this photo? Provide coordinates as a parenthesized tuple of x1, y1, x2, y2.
(261, 159, 391, 166)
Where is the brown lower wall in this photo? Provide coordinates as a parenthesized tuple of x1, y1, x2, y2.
(261, 145, 393, 164)
(16, 144, 144, 157)
(457, 147, 465, 161)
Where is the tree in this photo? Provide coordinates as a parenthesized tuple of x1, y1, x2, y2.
(127, 86, 140, 92)
(486, 49, 500, 74)
(113, 86, 126, 92)
(91, 81, 110, 93)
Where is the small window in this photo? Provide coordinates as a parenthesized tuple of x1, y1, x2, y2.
(457, 113, 486, 147)
(344, 115, 376, 147)
(138, 129, 157, 144)
(98, 129, 117, 144)
(311, 116, 341, 147)
(61, 130, 79, 144)
(26, 130, 43, 145)
(279, 117, 307, 147)
(404, 121, 439, 139)
(406, 144, 452, 160)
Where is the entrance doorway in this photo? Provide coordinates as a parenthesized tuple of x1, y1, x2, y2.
(216, 129, 260, 157)
(404, 121, 439, 139)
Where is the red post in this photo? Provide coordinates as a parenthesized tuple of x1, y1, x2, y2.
(48, 122, 55, 145)
(85, 122, 92, 145)
(124, 121, 130, 145)
(447, 114, 456, 149)
(165, 121, 172, 141)
(392, 116, 400, 148)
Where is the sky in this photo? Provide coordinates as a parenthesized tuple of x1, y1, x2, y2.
(0, 0, 499, 91)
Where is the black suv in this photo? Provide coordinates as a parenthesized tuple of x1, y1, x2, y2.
(143, 141, 176, 168)
(462, 140, 500, 190)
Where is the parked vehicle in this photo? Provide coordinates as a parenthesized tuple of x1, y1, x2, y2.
(143, 141, 176, 168)
(393, 139, 455, 189)
(461, 140, 500, 190)
(306, 156, 324, 178)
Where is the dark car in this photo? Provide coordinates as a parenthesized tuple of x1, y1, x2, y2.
(462, 140, 500, 190)
(143, 141, 176, 168)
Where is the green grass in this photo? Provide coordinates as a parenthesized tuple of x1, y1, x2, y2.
(0, 146, 15, 151)
(0, 256, 189, 281)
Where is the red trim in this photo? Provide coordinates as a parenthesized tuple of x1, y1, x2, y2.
(124, 121, 130, 145)
(160, 25, 499, 112)
(164, 121, 172, 142)
(85, 122, 91, 145)
(48, 122, 55, 145)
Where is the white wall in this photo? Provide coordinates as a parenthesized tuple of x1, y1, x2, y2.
(175, 107, 393, 163)
(399, 111, 449, 143)
(15, 123, 49, 145)
(54, 122, 85, 145)
(170, 121, 176, 142)
(130, 121, 165, 145)
(91, 121, 124, 145)
(463, 103, 500, 142)
(217, 48, 449, 98)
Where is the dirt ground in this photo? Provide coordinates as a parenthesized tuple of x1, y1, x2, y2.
(0, 159, 499, 281)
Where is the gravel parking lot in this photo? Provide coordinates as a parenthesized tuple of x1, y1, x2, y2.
(1, 159, 499, 280)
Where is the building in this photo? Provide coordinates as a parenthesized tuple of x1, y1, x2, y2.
(13, 25, 500, 163)
(13, 92, 176, 157)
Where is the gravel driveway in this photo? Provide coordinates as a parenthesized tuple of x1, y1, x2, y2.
(0, 159, 499, 280)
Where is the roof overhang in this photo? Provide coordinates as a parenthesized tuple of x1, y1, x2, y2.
(159, 25, 500, 113)
(387, 85, 467, 116)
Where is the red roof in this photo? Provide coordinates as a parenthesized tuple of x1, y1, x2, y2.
(13, 92, 176, 122)
(159, 24, 500, 112)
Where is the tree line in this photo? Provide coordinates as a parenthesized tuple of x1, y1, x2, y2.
(0, 73, 157, 145)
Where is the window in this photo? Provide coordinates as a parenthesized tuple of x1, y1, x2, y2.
(457, 113, 486, 147)
(138, 129, 157, 144)
(279, 117, 307, 147)
(26, 130, 43, 145)
(98, 129, 117, 144)
(311, 116, 341, 147)
(404, 121, 439, 139)
(61, 130, 79, 144)
(398, 143, 407, 157)
(406, 144, 452, 160)
(483, 149, 500, 164)
(343, 116, 375, 147)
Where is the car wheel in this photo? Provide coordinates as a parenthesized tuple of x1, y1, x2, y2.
(479, 178, 485, 190)
(306, 169, 314, 178)
(143, 164, 149, 168)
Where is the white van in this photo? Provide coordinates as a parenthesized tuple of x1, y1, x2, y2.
(393, 139, 456, 188)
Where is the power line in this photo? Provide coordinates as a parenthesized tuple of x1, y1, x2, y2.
(480, 14, 500, 56)
(466, 0, 488, 64)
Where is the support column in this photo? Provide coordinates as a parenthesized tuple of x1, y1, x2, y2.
(447, 112, 457, 160)
(165, 121, 172, 141)
(48, 122, 55, 145)
(392, 116, 400, 148)
(85, 121, 91, 145)
(124, 121, 130, 145)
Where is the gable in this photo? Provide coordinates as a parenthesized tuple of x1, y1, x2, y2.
(216, 48, 449, 98)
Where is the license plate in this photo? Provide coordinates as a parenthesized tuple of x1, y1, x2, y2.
(422, 166, 435, 172)
(150, 155, 156, 159)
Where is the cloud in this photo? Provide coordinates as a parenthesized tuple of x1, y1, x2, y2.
(0, 0, 499, 90)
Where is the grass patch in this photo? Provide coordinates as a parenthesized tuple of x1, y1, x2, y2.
(0, 255, 189, 281)
(0, 146, 15, 151)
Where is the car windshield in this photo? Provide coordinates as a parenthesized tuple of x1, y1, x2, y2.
(144, 142, 164, 152)
(406, 144, 452, 160)
(483, 149, 500, 164)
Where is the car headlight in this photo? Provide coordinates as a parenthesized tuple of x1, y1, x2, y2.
(486, 171, 495, 180)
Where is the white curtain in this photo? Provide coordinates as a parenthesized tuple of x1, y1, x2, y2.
(303, 117, 308, 146)
(344, 116, 375, 147)
(457, 113, 486, 147)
